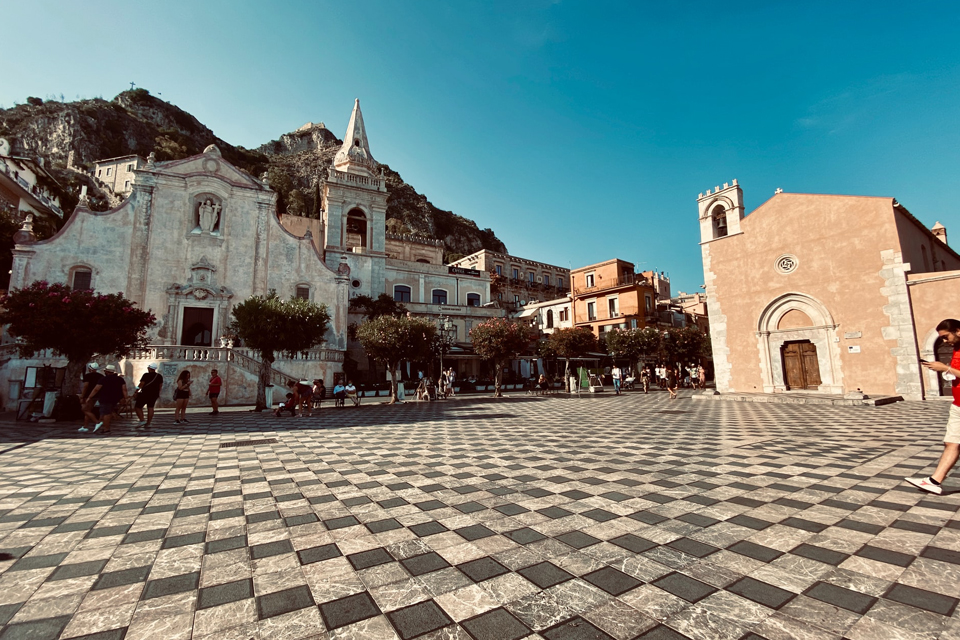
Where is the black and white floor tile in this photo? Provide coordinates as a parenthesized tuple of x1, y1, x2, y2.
(0, 392, 958, 639)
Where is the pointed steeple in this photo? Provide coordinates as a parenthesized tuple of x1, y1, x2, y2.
(333, 99, 377, 176)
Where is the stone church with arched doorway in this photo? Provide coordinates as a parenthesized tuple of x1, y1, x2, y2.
(699, 180, 960, 401)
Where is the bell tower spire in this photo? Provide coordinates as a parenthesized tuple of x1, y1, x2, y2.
(333, 99, 377, 176)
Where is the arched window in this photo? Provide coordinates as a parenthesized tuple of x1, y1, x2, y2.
(467, 293, 481, 307)
(345, 208, 367, 249)
(432, 289, 448, 305)
(712, 205, 728, 238)
(546, 310, 554, 328)
(394, 285, 411, 302)
(416, 258, 431, 264)
(71, 267, 93, 291)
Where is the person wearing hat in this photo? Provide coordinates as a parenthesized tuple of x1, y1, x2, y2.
(134, 363, 163, 428)
(78, 362, 103, 433)
(86, 365, 128, 434)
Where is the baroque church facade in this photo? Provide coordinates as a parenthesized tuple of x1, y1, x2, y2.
(4, 100, 498, 408)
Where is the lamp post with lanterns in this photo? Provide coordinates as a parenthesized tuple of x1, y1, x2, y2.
(437, 315, 455, 386)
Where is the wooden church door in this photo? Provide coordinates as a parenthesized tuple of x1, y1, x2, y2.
(782, 341, 822, 390)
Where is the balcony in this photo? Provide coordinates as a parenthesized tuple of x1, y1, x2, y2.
(574, 274, 646, 295)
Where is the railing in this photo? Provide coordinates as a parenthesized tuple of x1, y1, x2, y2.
(127, 345, 345, 388)
(328, 168, 385, 190)
(574, 274, 646, 295)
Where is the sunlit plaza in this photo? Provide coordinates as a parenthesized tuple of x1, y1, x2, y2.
(1, 393, 958, 639)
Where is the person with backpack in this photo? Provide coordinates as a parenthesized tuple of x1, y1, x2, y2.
(134, 363, 163, 429)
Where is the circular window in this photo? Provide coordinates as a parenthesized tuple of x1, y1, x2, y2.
(351, 279, 362, 289)
(775, 254, 799, 275)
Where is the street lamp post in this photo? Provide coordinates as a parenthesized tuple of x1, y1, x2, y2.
(437, 315, 455, 391)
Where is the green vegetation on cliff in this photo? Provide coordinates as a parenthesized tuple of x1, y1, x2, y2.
(0, 90, 506, 257)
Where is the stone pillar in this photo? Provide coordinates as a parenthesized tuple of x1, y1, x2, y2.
(10, 248, 36, 290)
(252, 201, 271, 295)
(126, 183, 155, 307)
(879, 249, 923, 400)
(702, 243, 733, 393)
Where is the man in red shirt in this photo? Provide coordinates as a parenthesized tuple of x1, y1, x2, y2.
(208, 369, 222, 415)
(907, 319, 960, 495)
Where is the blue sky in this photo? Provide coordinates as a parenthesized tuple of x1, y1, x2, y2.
(3, 1, 959, 294)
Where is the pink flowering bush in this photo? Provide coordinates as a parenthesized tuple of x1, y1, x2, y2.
(0, 280, 156, 395)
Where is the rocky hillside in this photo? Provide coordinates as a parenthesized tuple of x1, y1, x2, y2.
(0, 90, 506, 258)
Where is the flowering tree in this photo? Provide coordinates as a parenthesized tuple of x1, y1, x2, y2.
(230, 292, 331, 411)
(355, 315, 436, 403)
(605, 327, 661, 373)
(470, 318, 534, 397)
(540, 327, 597, 389)
(0, 281, 156, 396)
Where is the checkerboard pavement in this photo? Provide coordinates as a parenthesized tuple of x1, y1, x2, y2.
(2, 392, 960, 639)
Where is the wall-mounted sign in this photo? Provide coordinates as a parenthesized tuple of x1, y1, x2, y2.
(448, 267, 481, 277)
(844, 331, 862, 339)
(847, 345, 861, 353)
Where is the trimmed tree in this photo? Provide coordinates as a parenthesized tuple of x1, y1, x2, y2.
(540, 327, 597, 391)
(0, 281, 156, 399)
(469, 318, 534, 397)
(658, 326, 706, 369)
(230, 292, 331, 411)
(355, 315, 436, 403)
(605, 327, 661, 372)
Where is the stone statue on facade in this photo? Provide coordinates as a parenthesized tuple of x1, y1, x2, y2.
(198, 199, 222, 233)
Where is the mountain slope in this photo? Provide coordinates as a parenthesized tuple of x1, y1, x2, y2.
(0, 90, 506, 257)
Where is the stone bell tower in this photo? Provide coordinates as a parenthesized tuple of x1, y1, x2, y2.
(321, 99, 388, 297)
(697, 180, 744, 243)
(697, 179, 743, 394)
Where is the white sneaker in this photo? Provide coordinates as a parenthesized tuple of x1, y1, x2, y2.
(906, 476, 943, 495)
(137, 420, 147, 427)
(92, 422, 103, 433)
(78, 426, 89, 433)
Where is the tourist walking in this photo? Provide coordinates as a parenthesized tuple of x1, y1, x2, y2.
(666, 366, 679, 400)
(208, 369, 222, 415)
(173, 370, 192, 424)
(134, 363, 163, 428)
(611, 365, 623, 395)
(78, 362, 103, 433)
(446, 368, 457, 397)
(88, 365, 128, 434)
(698, 364, 706, 390)
(641, 366, 651, 394)
(907, 319, 960, 494)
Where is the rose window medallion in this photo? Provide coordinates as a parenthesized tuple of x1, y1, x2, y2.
(775, 254, 798, 275)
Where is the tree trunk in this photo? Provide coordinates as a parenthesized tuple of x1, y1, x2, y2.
(494, 362, 503, 397)
(564, 358, 571, 393)
(255, 352, 274, 412)
(62, 359, 85, 397)
(388, 362, 399, 404)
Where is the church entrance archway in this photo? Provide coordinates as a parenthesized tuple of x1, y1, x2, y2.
(781, 340, 822, 390)
(756, 293, 843, 394)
